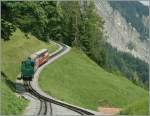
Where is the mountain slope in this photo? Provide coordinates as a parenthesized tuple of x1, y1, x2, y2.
(95, 0, 149, 63)
(39, 48, 148, 114)
(108, 1, 149, 40)
(1, 29, 58, 115)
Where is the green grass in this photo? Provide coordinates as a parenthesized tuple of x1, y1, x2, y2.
(1, 28, 58, 115)
(120, 97, 149, 115)
(2, 29, 58, 81)
(39, 48, 148, 114)
(0, 78, 28, 115)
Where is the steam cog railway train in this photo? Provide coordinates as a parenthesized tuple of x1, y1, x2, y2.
(21, 49, 49, 81)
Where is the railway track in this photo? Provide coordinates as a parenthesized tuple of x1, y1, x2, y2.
(23, 42, 94, 115)
(24, 81, 50, 115)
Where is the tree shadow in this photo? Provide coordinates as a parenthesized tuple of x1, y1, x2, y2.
(1, 71, 16, 92)
(1, 71, 26, 93)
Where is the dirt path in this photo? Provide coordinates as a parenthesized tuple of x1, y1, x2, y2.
(97, 107, 122, 115)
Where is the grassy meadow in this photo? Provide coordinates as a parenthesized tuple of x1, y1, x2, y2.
(39, 48, 148, 114)
(120, 97, 148, 115)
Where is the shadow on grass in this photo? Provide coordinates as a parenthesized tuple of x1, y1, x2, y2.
(1, 71, 16, 92)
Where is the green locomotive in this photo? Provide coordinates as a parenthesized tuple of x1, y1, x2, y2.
(21, 49, 49, 81)
(21, 57, 35, 81)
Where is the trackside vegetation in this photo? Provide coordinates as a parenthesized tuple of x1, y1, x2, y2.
(39, 48, 148, 114)
(1, 29, 58, 115)
(120, 97, 148, 115)
(0, 78, 27, 115)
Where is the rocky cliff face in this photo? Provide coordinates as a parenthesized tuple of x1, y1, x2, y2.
(94, 0, 149, 64)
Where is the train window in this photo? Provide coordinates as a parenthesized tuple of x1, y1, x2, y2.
(38, 51, 48, 57)
(35, 49, 48, 58)
(38, 53, 44, 57)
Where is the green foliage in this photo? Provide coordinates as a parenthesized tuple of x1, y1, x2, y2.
(109, 1, 149, 40)
(60, 1, 81, 45)
(60, 1, 106, 67)
(1, 1, 59, 41)
(1, 2, 14, 22)
(104, 43, 149, 89)
(39, 48, 148, 113)
(40, 1, 62, 41)
(1, 19, 16, 40)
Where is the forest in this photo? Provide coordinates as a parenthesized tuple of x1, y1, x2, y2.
(1, 1, 149, 89)
(104, 43, 149, 89)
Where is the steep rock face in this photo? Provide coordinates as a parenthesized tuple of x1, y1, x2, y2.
(143, 15, 149, 30)
(95, 0, 149, 63)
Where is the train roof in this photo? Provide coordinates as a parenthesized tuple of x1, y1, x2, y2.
(30, 49, 48, 60)
(34, 48, 48, 56)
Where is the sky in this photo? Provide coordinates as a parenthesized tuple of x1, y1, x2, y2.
(139, 1, 149, 6)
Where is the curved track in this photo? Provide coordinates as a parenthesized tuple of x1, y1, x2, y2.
(23, 42, 94, 115)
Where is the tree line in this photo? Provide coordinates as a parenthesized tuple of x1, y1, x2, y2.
(104, 43, 149, 89)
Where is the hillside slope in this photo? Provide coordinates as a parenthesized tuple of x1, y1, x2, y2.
(95, 0, 149, 63)
(108, 1, 149, 40)
(1, 29, 58, 115)
(120, 97, 148, 115)
(39, 48, 148, 114)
